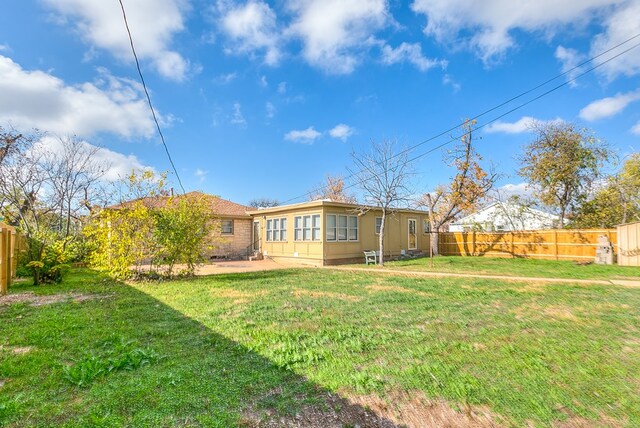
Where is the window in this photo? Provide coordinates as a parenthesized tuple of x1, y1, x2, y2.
(375, 217, 382, 234)
(423, 219, 430, 233)
(266, 217, 287, 241)
(221, 219, 233, 234)
(294, 214, 321, 241)
(326, 214, 358, 242)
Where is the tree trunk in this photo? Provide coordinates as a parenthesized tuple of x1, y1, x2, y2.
(430, 225, 439, 256)
(379, 210, 386, 266)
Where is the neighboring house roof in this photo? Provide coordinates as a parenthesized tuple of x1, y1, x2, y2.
(450, 201, 559, 229)
(107, 191, 252, 218)
(246, 199, 429, 216)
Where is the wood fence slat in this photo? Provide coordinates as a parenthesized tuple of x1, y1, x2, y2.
(438, 229, 617, 262)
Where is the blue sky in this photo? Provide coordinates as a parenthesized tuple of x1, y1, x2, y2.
(1, 0, 639, 205)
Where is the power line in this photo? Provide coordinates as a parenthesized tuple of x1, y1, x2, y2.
(340, 38, 640, 199)
(281, 31, 640, 204)
(117, 0, 185, 194)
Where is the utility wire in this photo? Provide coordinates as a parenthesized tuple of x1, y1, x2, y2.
(336, 39, 640, 199)
(281, 31, 640, 204)
(117, 0, 185, 194)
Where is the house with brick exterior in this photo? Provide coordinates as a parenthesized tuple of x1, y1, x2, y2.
(108, 192, 432, 265)
(107, 191, 253, 260)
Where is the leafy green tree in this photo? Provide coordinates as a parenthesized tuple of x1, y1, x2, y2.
(85, 171, 217, 279)
(518, 122, 612, 226)
(153, 194, 215, 276)
(572, 153, 640, 228)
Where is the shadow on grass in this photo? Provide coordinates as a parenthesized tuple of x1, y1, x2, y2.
(0, 269, 399, 427)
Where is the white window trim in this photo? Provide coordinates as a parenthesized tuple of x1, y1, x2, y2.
(294, 214, 321, 242)
(375, 217, 382, 235)
(326, 214, 359, 242)
(266, 217, 287, 242)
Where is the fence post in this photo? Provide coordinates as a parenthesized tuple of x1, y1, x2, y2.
(472, 231, 476, 256)
(511, 232, 515, 258)
(0, 227, 7, 295)
(554, 230, 559, 261)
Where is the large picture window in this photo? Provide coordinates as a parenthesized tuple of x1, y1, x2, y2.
(266, 217, 287, 241)
(294, 214, 320, 241)
(326, 214, 358, 242)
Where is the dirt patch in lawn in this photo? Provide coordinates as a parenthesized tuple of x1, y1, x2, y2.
(366, 284, 433, 298)
(242, 390, 501, 428)
(0, 292, 113, 307)
(292, 289, 361, 302)
(552, 414, 625, 428)
(0, 345, 34, 355)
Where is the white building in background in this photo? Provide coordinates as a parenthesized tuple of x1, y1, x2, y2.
(449, 201, 560, 232)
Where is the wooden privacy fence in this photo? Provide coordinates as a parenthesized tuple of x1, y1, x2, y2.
(0, 222, 21, 295)
(617, 222, 640, 266)
(438, 229, 616, 261)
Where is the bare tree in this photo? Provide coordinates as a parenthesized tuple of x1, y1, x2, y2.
(309, 175, 357, 203)
(41, 136, 107, 238)
(417, 119, 497, 255)
(248, 197, 280, 208)
(349, 140, 414, 266)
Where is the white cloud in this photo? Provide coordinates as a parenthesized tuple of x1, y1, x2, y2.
(218, 0, 281, 65)
(329, 124, 355, 141)
(195, 168, 208, 183)
(494, 182, 534, 199)
(579, 89, 640, 121)
(411, 0, 620, 63)
(442, 73, 461, 92)
(284, 126, 322, 144)
(555, 45, 585, 87)
(34, 135, 154, 182)
(286, 0, 389, 74)
(380, 42, 446, 71)
(266, 101, 276, 119)
(230, 102, 246, 126)
(0, 55, 156, 138)
(43, 0, 190, 81)
(0, 44, 10, 52)
(484, 116, 563, 134)
(214, 72, 238, 84)
(632, 121, 640, 135)
(590, 1, 640, 80)
(259, 75, 268, 87)
(277, 81, 287, 94)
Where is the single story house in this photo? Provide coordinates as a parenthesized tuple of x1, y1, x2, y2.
(247, 199, 431, 265)
(107, 191, 253, 259)
(449, 201, 560, 232)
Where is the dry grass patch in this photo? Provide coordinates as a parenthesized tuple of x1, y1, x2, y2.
(0, 345, 34, 355)
(292, 289, 361, 302)
(366, 284, 433, 298)
(211, 288, 268, 304)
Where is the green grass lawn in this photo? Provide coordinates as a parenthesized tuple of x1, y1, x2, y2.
(1, 268, 639, 427)
(362, 256, 640, 280)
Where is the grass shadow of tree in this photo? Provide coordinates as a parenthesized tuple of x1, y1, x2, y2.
(0, 269, 400, 427)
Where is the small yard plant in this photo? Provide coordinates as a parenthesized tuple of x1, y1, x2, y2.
(62, 338, 160, 387)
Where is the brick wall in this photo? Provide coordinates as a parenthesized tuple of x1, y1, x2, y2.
(209, 218, 253, 259)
